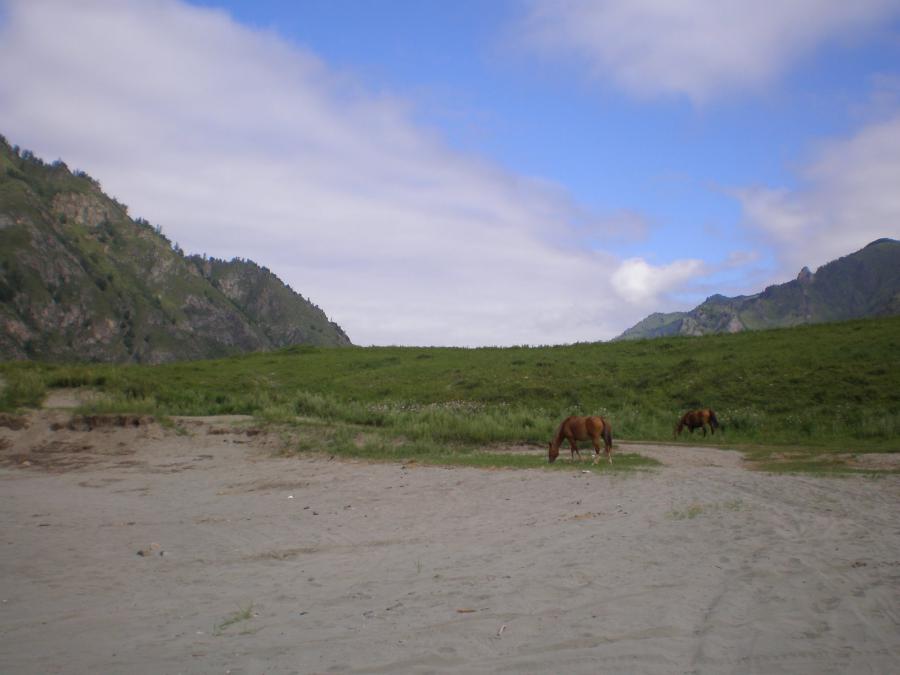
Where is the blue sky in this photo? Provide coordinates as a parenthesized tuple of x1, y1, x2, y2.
(2, 1, 900, 345)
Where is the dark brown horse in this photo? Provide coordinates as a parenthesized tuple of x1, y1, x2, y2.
(549, 415, 613, 464)
(674, 408, 720, 439)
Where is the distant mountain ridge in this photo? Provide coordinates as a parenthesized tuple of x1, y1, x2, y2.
(615, 238, 900, 341)
(0, 134, 351, 363)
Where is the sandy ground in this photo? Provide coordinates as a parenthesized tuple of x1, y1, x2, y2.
(1, 408, 899, 675)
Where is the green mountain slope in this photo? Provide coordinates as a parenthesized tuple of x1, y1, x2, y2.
(189, 256, 350, 349)
(0, 135, 350, 363)
(615, 239, 900, 340)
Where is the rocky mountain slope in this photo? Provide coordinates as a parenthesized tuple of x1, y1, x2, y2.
(615, 238, 900, 340)
(0, 135, 350, 363)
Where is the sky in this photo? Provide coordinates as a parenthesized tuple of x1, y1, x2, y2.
(1, 0, 899, 346)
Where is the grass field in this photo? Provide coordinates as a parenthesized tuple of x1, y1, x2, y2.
(2, 316, 899, 471)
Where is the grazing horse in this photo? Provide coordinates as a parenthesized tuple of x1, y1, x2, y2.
(674, 408, 720, 439)
(549, 415, 613, 464)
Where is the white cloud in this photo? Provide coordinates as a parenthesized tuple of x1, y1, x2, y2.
(522, 0, 900, 102)
(0, 0, 708, 345)
(612, 257, 705, 305)
(735, 114, 900, 274)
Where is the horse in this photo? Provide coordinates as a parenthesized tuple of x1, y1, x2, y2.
(549, 415, 613, 464)
(674, 408, 720, 439)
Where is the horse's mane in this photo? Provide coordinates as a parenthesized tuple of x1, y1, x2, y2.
(551, 418, 568, 447)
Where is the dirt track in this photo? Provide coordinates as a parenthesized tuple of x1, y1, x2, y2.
(1, 411, 899, 674)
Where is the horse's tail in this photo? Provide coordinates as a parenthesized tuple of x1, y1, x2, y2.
(603, 418, 613, 451)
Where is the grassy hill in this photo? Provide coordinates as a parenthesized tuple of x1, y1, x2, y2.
(0, 135, 350, 363)
(616, 239, 900, 340)
(3, 316, 898, 469)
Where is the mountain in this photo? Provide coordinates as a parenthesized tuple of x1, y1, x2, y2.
(0, 135, 351, 363)
(615, 239, 900, 341)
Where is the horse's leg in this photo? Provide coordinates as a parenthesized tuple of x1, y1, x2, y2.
(568, 436, 580, 461)
(591, 434, 602, 464)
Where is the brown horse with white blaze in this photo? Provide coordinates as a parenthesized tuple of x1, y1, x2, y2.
(549, 415, 613, 464)
(674, 408, 720, 439)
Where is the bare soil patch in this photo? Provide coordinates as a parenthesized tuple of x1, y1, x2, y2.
(1, 411, 898, 674)
(41, 387, 102, 410)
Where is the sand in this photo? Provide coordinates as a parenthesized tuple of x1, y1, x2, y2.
(1, 410, 899, 674)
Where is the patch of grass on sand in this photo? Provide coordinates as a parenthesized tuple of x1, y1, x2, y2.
(740, 445, 900, 475)
(213, 604, 255, 636)
(283, 420, 659, 471)
(756, 458, 900, 476)
(668, 499, 746, 520)
(668, 503, 706, 520)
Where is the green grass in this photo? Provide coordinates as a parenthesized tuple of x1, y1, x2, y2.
(2, 316, 899, 470)
(0, 364, 46, 409)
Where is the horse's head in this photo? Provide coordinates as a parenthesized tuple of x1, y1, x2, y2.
(673, 422, 683, 439)
(548, 442, 559, 463)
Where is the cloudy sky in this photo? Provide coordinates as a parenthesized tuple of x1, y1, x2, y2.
(1, 0, 899, 346)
